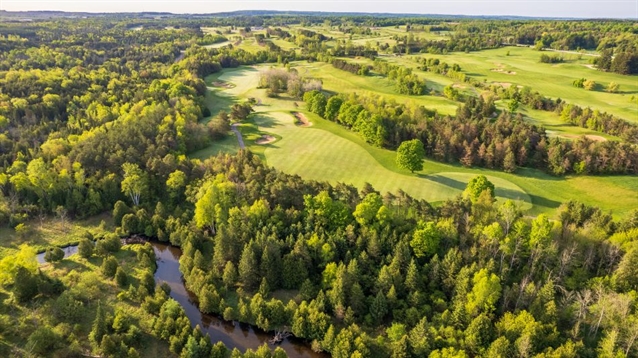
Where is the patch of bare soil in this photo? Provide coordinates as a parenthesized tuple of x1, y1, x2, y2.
(293, 112, 312, 127)
(256, 135, 276, 145)
(583, 64, 597, 70)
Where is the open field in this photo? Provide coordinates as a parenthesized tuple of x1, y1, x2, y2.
(199, 66, 638, 217)
(403, 46, 638, 122)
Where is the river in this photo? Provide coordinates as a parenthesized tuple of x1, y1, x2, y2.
(37, 242, 325, 358)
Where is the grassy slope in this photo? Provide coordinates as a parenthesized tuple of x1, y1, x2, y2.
(408, 46, 638, 123)
(203, 66, 638, 217)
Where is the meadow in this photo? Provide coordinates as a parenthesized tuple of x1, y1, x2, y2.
(198, 66, 638, 218)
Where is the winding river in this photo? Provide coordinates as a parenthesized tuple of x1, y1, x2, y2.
(37, 242, 325, 358)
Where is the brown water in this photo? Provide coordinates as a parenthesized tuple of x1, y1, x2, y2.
(37, 242, 327, 357)
(151, 242, 327, 358)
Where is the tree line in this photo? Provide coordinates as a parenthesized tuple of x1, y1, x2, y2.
(303, 90, 638, 175)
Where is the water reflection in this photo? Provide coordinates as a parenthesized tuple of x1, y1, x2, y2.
(151, 242, 326, 358)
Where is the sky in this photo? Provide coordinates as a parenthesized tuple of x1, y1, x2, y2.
(0, 0, 636, 19)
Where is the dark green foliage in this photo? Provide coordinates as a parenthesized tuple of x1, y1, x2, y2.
(78, 239, 94, 259)
(539, 54, 564, 63)
(101, 256, 119, 278)
(115, 267, 128, 287)
(90, 301, 107, 346)
(44, 247, 65, 263)
(12, 266, 39, 303)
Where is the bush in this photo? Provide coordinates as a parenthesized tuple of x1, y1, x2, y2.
(78, 239, 94, 259)
(44, 247, 65, 263)
(101, 256, 118, 278)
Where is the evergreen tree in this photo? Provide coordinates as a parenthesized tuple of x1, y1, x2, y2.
(239, 244, 259, 290)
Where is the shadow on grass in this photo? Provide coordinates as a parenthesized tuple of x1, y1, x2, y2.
(251, 113, 285, 129)
(419, 173, 560, 209)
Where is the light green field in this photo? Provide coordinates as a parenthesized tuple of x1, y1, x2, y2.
(407, 46, 638, 122)
(254, 111, 531, 208)
(198, 66, 638, 217)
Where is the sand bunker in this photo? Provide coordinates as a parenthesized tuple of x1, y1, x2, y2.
(256, 135, 276, 145)
(493, 82, 513, 88)
(562, 134, 607, 142)
(293, 112, 312, 127)
(491, 68, 517, 75)
(212, 81, 233, 88)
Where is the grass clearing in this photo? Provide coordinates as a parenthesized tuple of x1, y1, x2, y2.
(0, 213, 114, 257)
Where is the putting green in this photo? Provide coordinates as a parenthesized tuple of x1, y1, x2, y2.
(254, 111, 532, 208)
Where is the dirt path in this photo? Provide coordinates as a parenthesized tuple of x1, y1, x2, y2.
(231, 123, 245, 149)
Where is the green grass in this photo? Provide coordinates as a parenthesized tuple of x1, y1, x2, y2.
(405, 46, 638, 123)
(0, 213, 114, 257)
(203, 66, 638, 218)
(253, 111, 532, 209)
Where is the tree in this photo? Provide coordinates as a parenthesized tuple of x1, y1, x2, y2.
(606, 82, 620, 93)
(101, 256, 119, 278)
(27, 326, 59, 356)
(583, 79, 596, 91)
(507, 99, 519, 114)
(0, 244, 38, 284)
(443, 85, 459, 100)
(464, 175, 495, 202)
(78, 238, 94, 259)
(115, 267, 128, 287)
(44, 247, 65, 263)
(90, 301, 107, 346)
(410, 221, 441, 257)
(466, 269, 502, 316)
(370, 291, 388, 324)
(324, 96, 343, 121)
(121, 163, 148, 206)
(194, 175, 236, 235)
(396, 139, 425, 173)
(238, 244, 259, 290)
(353, 192, 383, 226)
(230, 103, 253, 121)
(12, 265, 39, 303)
(503, 147, 517, 173)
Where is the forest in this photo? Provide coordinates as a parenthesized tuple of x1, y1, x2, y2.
(0, 12, 636, 358)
